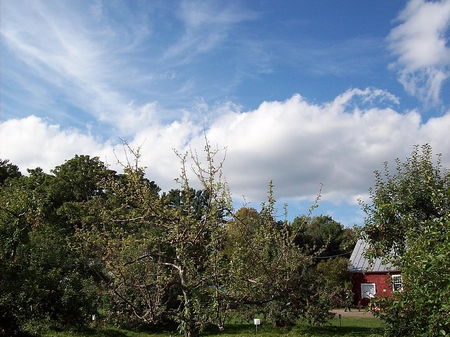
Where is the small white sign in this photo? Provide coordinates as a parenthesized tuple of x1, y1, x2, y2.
(254, 318, 261, 326)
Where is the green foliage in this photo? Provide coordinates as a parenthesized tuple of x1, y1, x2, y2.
(0, 159, 22, 185)
(361, 144, 449, 264)
(224, 183, 335, 328)
(361, 144, 450, 336)
(292, 215, 356, 259)
(0, 157, 106, 335)
(224, 207, 261, 256)
(0, 142, 348, 336)
(290, 215, 355, 312)
(316, 257, 352, 308)
(74, 143, 232, 337)
(74, 143, 336, 336)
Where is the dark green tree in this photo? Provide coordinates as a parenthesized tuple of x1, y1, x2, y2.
(0, 159, 22, 185)
(0, 156, 110, 335)
(292, 215, 356, 259)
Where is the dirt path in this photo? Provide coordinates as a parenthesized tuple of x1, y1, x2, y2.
(331, 308, 376, 318)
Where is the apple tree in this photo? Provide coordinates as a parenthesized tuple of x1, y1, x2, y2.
(361, 144, 450, 336)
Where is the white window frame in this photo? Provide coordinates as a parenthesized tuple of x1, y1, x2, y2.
(361, 283, 376, 299)
(391, 274, 403, 292)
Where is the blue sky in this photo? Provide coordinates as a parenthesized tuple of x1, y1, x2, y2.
(1, 0, 450, 226)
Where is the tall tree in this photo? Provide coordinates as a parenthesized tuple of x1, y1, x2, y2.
(315, 257, 352, 309)
(0, 156, 111, 335)
(76, 142, 232, 337)
(360, 144, 450, 336)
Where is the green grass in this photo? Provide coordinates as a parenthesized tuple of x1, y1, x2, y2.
(41, 316, 384, 337)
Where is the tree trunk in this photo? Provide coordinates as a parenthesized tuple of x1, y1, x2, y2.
(178, 266, 200, 337)
(184, 323, 200, 337)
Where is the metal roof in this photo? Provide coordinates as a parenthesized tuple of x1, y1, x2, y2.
(348, 239, 399, 273)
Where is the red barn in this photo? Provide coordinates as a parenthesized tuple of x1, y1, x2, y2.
(348, 240, 402, 306)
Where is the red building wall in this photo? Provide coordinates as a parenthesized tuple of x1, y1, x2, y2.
(351, 272, 400, 306)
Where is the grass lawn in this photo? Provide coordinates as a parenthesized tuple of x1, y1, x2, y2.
(42, 315, 384, 337)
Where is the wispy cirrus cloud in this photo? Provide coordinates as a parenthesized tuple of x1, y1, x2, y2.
(164, 0, 258, 61)
(1, 0, 154, 132)
(388, 0, 450, 106)
(1, 0, 263, 136)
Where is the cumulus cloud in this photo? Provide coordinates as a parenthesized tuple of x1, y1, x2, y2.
(0, 116, 113, 171)
(0, 115, 199, 192)
(2, 90, 450, 225)
(201, 88, 429, 204)
(388, 0, 450, 105)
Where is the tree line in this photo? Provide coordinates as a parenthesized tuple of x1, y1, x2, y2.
(0, 143, 355, 337)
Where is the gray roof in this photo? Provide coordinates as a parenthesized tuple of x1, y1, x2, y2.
(348, 240, 399, 273)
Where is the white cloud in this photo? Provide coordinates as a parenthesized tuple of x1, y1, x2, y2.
(2, 90, 450, 226)
(0, 115, 199, 193)
(1, 1, 261, 137)
(164, 0, 257, 62)
(200, 89, 415, 202)
(0, 116, 112, 172)
(388, 0, 450, 105)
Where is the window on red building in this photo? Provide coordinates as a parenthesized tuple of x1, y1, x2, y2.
(391, 275, 403, 292)
(361, 283, 376, 299)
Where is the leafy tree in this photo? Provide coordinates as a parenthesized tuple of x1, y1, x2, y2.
(292, 215, 354, 259)
(75, 143, 231, 337)
(0, 159, 22, 185)
(224, 183, 334, 327)
(315, 257, 352, 309)
(76, 142, 335, 336)
(360, 144, 450, 336)
(0, 157, 108, 335)
(308, 216, 343, 249)
(291, 215, 356, 311)
(223, 207, 261, 258)
(0, 168, 32, 335)
(51, 155, 115, 204)
(0, 146, 343, 336)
